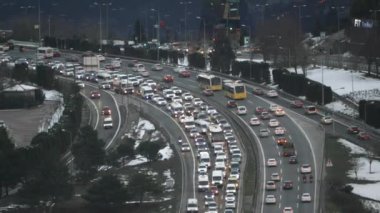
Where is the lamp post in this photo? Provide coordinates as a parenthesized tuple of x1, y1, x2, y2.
(38, 0, 41, 46)
(331, 6, 345, 32)
(196, 16, 207, 71)
(151, 8, 160, 61)
(93, 2, 103, 52)
(104, 2, 112, 42)
(180, 1, 192, 45)
(255, 3, 269, 24)
(293, 4, 307, 34)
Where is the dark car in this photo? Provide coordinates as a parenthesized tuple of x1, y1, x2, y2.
(282, 180, 293, 190)
(347, 126, 360, 134)
(260, 112, 271, 120)
(90, 91, 101, 99)
(276, 137, 288, 146)
(289, 156, 298, 164)
(255, 106, 265, 115)
(252, 88, 264, 95)
(163, 74, 174, 83)
(291, 100, 304, 108)
(202, 89, 214, 96)
(226, 100, 237, 108)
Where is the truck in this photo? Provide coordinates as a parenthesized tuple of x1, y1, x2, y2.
(282, 142, 295, 157)
(207, 124, 226, 148)
(82, 52, 99, 68)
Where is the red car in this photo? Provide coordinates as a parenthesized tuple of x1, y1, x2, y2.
(179, 70, 191, 77)
(202, 89, 214, 96)
(226, 100, 237, 108)
(90, 91, 101, 99)
(210, 185, 219, 195)
(102, 106, 112, 115)
(163, 74, 174, 83)
(347, 126, 360, 134)
(255, 106, 266, 115)
(358, 132, 370, 140)
(276, 137, 288, 145)
(291, 100, 304, 108)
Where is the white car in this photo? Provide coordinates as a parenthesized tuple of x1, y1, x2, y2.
(301, 193, 312, 202)
(265, 194, 276, 204)
(198, 164, 208, 174)
(182, 92, 194, 101)
(172, 96, 183, 103)
(225, 199, 236, 209)
(96, 54, 105, 61)
(283, 207, 294, 213)
(230, 169, 240, 180)
(145, 79, 157, 87)
(274, 127, 286, 135)
(249, 116, 261, 126)
(186, 198, 199, 212)
(266, 181, 276, 190)
(274, 108, 286, 116)
(271, 172, 281, 181)
(267, 158, 277, 167)
(321, 116, 333, 124)
(225, 193, 236, 202)
(226, 183, 237, 194)
(170, 86, 182, 95)
(267, 90, 278, 98)
(206, 107, 217, 115)
(300, 164, 312, 174)
(268, 119, 280, 127)
(192, 98, 203, 106)
(213, 145, 224, 155)
(151, 63, 163, 71)
(155, 97, 167, 106)
(237, 105, 247, 115)
(259, 128, 270, 137)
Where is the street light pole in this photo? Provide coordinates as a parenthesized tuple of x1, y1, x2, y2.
(293, 5, 307, 34)
(197, 16, 207, 71)
(180, 1, 192, 45)
(38, 0, 41, 46)
(151, 8, 160, 61)
(94, 2, 103, 52)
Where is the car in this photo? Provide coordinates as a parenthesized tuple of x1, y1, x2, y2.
(225, 200, 236, 209)
(300, 164, 312, 174)
(252, 88, 264, 95)
(181, 143, 191, 152)
(192, 98, 203, 106)
(267, 90, 278, 98)
(260, 112, 271, 120)
(0, 120, 7, 129)
(276, 137, 288, 145)
(301, 193, 312, 202)
(225, 193, 236, 202)
(321, 116, 333, 124)
(76, 81, 85, 88)
(267, 158, 277, 167)
(289, 155, 298, 164)
(186, 198, 199, 212)
(163, 74, 174, 83)
(226, 183, 237, 194)
(347, 126, 360, 134)
(224, 209, 234, 213)
(271, 173, 281, 181)
(103, 117, 113, 129)
(182, 93, 194, 101)
(90, 90, 101, 99)
(155, 97, 167, 106)
(204, 197, 215, 206)
(198, 164, 208, 174)
(282, 180, 293, 190)
(268, 119, 280, 127)
(237, 106, 247, 115)
(189, 128, 200, 138)
(151, 63, 163, 71)
(170, 86, 182, 95)
(202, 89, 214, 96)
(274, 127, 286, 136)
(266, 181, 276, 190)
(140, 71, 150, 77)
(226, 100, 237, 108)
(99, 82, 111, 90)
(283, 207, 294, 213)
(230, 169, 240, 180)
(290, 100, 304, 108)
(179, 70, 191, 77)
(249, 116, 261, 126)
(210, 185, 219, 195)
(255, 106, 266, 115)
(274, 108, 286, 116)
(305, 105, 317, 115)
(358, 132, 371, 140)
(259, 128, 270, 137)
(207, 201, 217, 211)
(101, 106, 112, 115)
(204, 190, 215, 199)
(265, 195, 276, 204)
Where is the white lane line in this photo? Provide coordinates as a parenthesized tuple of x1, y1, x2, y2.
(297, 203, 299, 208)
(297, 185, 300, 191)
(278, 151, 281, 157)
(289, 134, 292, 140)
(279, 159, 282, 165)
(248, 100, 254, 105)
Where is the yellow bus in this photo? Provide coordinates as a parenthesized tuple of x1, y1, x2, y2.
(224, 82, 247, 100)
(196, 74, 222, 91)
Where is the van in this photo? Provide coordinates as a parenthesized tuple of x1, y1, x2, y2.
(212, 170, 223, 186)
(133, 63, 146, 72)
(103, 117, 113, 129)
(170, 102, 184, 117)
(199, 151, 210, 167)
(140, 86, 154, 99)
(197, 174, 209, 192)
(305, 105, 317, 115)
(186, 198, 198, 212)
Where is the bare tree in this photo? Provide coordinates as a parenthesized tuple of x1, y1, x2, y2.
(351, 158, 365, 180)
(367, 150, 375, 174)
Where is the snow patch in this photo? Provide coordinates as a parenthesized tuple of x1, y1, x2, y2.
(350, 183, 380, 201)
(162, 169, 175, 191)
(337, 138, 366, 155)
(127, 155, 148, 166)
(361, 199, 380, 213)
(158, 143, 173, 160)
(348, 157, 380, 181)
(325, 101, 359, 117)
(43, 90, 63, 101)
(137, 119, 155, 131)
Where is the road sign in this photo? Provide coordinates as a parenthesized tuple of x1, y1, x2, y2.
(326, 159, 333, 167)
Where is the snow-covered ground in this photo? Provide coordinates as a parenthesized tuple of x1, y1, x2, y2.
(337, 138, 367, 155)
(348, 157, 380, 181)
(158, 143, 173, 161)
(38, 90, 64, 132)
(325, 101, 359, 117)
(350, 183, 380, 201)
(127, 154, 148, 166)
(361, 200, 380, 213)
(162, 169, 175, 192)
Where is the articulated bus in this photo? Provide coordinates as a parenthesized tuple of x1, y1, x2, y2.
(197, 74, 222, 91)
(224, 82, 247, 100)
